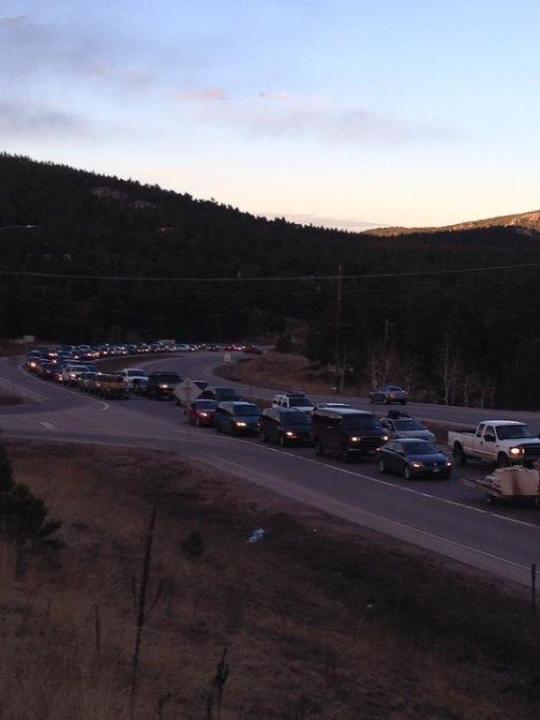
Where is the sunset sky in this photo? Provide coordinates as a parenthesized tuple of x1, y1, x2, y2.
(2, 0, 540, 229)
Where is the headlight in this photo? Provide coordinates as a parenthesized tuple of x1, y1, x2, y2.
(159, 384, 169, 389)
(200, 412, 208, 417)
(382, 435, 389, 441)
(411, 462, 423, 468)
(236, 421, 247, 427)
(446, 461, 452, 467)
(286, 431, 295, 437)
(351, 436, 360, 442)
(510, 447, 523, 456)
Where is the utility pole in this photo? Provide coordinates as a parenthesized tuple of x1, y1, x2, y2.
(334, 264, 343, 393)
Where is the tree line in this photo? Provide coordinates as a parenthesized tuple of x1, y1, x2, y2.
(1, 153, 539, 408)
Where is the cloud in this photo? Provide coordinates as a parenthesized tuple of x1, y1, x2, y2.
(175, 88, 229, 102)
(174, 89, 456, 146)
(0, 101, 91, 139)
(265, 212, 384, 232)
(0, 14, 156, 94)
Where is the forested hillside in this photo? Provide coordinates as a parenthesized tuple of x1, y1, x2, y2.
(1, 153, 540, 408)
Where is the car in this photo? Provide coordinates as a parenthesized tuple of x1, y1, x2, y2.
(314, 402, 352, 410)
(61, 363, 93, 386)
(38, 361, 58, 380)
(312, 407, 388, 462)
(272, 392, 314, 414)
(369, 385, 408, 405)
(146, 372, 181, 400)
(380, 413, 435, 442)
(79, 371, 98, 392)
(117, 368, 148, 392)
(377, 439, 452, 479)
(260, 407, 312, 446)
(243, 345, 263, 355)
(188, 399, 218, 426)
(93, 373, 129, 399)
(200, 386, 242, 402)
(215, 401, 261, 434)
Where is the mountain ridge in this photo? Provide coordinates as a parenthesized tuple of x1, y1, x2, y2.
(368, 209, 540, 237)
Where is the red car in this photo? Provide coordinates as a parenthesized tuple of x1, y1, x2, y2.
(188, 399, 218, 426)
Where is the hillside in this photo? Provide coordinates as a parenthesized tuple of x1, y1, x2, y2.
(1, 153, 540, 408)
(368, 209, 540, 237)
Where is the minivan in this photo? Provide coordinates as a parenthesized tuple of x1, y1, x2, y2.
(311, 408, 388, 462)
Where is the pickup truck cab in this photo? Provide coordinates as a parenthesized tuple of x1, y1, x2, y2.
(448, 421, 540, 468)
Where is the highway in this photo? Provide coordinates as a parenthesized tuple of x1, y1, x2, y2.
(1, 352, 540, 588)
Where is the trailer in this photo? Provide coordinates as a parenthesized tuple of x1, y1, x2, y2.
(463, 466, 540, 506)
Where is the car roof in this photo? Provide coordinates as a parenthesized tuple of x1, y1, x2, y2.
(395, 438, 431, 444)
(314, 408, 374, 417)
(482, 420, 524, 426)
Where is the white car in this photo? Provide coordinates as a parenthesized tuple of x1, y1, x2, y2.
(272, 392, 314, 414)
(117, 368, 148, 391)
(380, 416, 435, 442)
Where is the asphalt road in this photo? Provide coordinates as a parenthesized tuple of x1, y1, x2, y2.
(2, 352, 540, 588)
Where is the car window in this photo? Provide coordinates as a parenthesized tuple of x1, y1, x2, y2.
(476, 423, 485, 438)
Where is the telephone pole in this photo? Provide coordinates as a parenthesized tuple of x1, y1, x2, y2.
(334, 264, 343, 393)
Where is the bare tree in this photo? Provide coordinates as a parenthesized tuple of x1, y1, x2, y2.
(436, 335, 461, 406)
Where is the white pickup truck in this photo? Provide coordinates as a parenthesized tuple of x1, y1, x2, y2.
(448, 420, 540, 468)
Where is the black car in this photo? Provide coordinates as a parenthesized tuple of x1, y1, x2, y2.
(260, 407, 312, 447)
(199, 386, 242, 402)
(312, 408, 388, 462)
(146, 372, 181, 400)
(377, 439, 452, 479)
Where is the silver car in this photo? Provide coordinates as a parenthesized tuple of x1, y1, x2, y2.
(369, 385, 408, 405)
(380, 417, 435, 442)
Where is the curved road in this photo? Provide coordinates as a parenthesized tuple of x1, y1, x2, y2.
(1, 352, 540, 588)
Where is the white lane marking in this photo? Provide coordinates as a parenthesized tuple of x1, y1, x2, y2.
(196, 452, 529, 572)
(204, 432, 540, 532)
(40, 421, 55, 430)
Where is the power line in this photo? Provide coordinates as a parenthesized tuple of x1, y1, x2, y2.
(1, 259, 540, 283)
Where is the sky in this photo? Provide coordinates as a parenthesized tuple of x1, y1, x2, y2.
(1, 0, 540, 229)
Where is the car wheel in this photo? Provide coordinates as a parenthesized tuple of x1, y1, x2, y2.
(315, 439, 324, 457)
(404, 466, 412, 480)
(279, 434, 287, 448)
(486, 493, 496, 505)
(453, 444, 468, 467)
(378, 458, 387, 473)
(341, 446, 351, 463)
(369, 397, 374, 404)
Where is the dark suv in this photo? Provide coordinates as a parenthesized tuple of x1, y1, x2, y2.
(146, 372, 181, 400)
(260, 408, 312, 447)
(312, 408, 388, 462)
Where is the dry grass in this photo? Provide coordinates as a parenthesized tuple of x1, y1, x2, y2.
(0, 440, 539, 719)
(216, 352, 341, 395)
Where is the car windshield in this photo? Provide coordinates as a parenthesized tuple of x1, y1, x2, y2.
(155, 374, 179, 383)
(281, 413, 311, 426)
(403, 442, 437, 455)
(394, 420, 425, 431)
(234, 405, 260, 417)
(194, 401, 216, 409)
(288, 397, 312, 407)
(496, 424, 533, 440)
(342, 414, 380, 431)
(127, 369, 146, 377)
